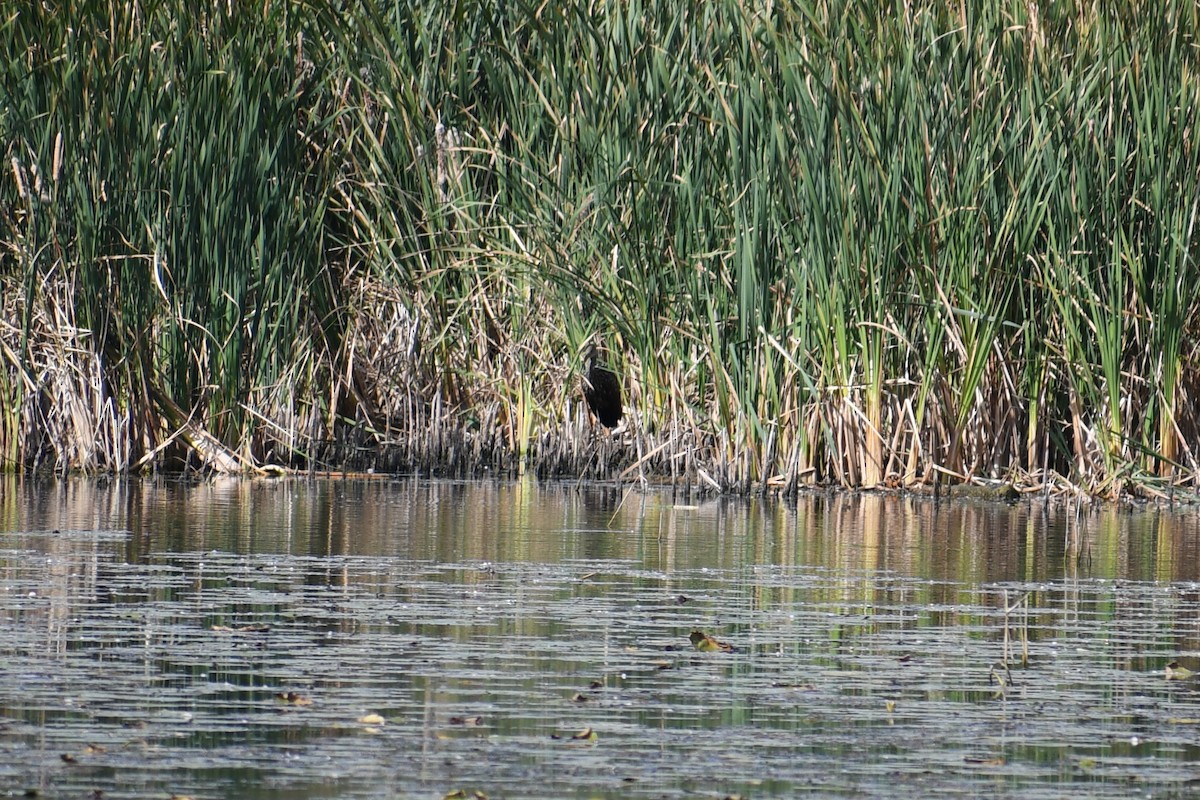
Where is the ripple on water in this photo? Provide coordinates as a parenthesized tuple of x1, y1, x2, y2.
(2, 483, 1200, 798)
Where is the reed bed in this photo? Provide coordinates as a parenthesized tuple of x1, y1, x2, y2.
(1, 0, 1198, 497)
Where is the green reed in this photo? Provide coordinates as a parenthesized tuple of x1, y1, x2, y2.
(0, 0, 1197, 495)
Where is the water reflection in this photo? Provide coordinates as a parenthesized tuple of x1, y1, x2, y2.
(3, 477, 1200, 798)
(4, 477, 1200, 582)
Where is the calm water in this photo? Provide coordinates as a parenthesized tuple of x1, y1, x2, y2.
(3, 477, 1200, 798)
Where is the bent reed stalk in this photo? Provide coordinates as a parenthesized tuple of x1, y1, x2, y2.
(1, 0, 1199, 498)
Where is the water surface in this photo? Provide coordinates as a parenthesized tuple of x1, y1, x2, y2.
(3, 478, 1200, 798)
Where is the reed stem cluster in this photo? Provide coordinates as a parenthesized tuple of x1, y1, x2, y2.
(2, 1, 1197, 496)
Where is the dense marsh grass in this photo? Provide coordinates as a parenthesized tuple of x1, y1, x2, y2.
(1, 0, 1198, 496)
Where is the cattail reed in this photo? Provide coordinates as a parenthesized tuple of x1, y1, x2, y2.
(0, 1, 1196, 498)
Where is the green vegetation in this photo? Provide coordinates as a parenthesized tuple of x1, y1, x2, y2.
(1, 1, 1198, 496)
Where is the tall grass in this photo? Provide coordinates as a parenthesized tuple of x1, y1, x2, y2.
(1, 0, 1198, 497)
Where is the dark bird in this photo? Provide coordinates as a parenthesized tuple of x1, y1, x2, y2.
(583, 344, 623, 428)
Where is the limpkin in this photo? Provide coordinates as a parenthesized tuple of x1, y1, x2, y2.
(583, 344, 623, 428)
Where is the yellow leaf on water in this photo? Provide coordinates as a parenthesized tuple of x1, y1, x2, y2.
(358, 713, 386, 725)
(551, 727, 598, 743)
(689, 629, 733, 652)
(1166, 661, 1196, 681)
